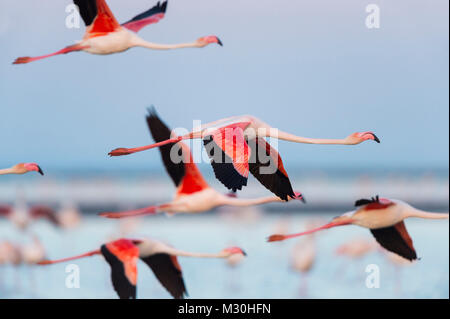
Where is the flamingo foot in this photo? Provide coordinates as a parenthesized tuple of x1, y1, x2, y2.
(13, 57, 33, 64)
(108, 148, 133, 156)
(267, 234, 286, 242)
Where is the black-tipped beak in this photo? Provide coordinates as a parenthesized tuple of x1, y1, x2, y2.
(372, 133, 380, 143)
(300, 196, 306, 204)
(217, 37, 223, 46)
(37, 166, 44, 176)
(242, 250, 247, 257)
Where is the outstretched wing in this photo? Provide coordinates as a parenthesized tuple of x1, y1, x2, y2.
(101, 239, 139, 299)
(203, 122, 251, 192)
(74, 0, 120, 35)
(29, 206, 60, 226)
(247, 137, 295, 201)
(146, 108, 209, 195)
(370, 221, 417, 261)
(122, 1, 168, 33)
(140, 253, 187, 299)
(0, 205, 12, 217)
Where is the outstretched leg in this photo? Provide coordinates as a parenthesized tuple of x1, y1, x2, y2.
(13, 44, 88, 64)
(98, 203, 172, 219)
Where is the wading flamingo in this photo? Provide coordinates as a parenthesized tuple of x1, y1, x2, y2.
(39, 238, 246, 299)
(100, 109, 304, 219)
(268, 196, 449, 261)
(0, 163, 43, 176)
(109, 114, 379, 200)
(13, 0, 222, 65)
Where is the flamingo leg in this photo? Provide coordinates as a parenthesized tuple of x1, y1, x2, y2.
(98, 203, 172, 219)
(13, 45, 88, 64)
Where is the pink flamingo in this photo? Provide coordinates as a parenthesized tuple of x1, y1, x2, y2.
(100, 110, 304, 219)
(0, 163, 43, 176)
(109, 114, 379, 200)
(13, 1, 221, 65)
(290, 235, 316, 297)
(268, 196, 449, 261)
(0, 204, 60, 230)
(39, 238, 246, 299)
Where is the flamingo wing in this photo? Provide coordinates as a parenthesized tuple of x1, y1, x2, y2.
(146, 108, 209, 195)
(0, 206, 12, 217)
(29, 206, 60, 226)
(247, 137, 295, 201)
(370, 221, 417, 261)
(122, 1, 168, 33)
(74, 0, 120, 35)
(101, 239, 139, 299)
(140, 253, 187, 299)
(203, 122, 251, 192)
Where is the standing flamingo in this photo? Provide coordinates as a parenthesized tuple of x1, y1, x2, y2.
(38, 238, 246, 299)
(268, 196, 449, 261)
(13, 0, 222, 65)
(0, 163, 43, 176)
(109, 114, 379, 200)
(290, 235, 316, 297)
(100, 110, 304, 219)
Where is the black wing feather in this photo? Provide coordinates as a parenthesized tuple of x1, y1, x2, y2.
(203, 136, 248, 192)
(247, 138, 295, 201)
(146, 108, 185, 187)
(140, 253, 187, 299)
(370, 226, 417, 261)
(101, 245, 137, 299)
(122, 1, 168, 25)
(355, 195, 380, 207)
(74, 0, 98, 26)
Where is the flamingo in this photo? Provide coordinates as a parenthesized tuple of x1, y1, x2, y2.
(13, 0, 222, 65)
(0, 204, 60, 230)
(268, 196, 449, 261)
(38, 238, 246, 299)
(290, 235, 316, 297)
(0, 163, 43, 176)
(100, 109, 304, 219)
(109, 114, 379, 200)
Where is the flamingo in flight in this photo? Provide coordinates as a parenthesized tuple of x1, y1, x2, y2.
(39, 238, 246, 299)
(109, 114, 379, 201)
(268, 196, 449, 261)
(0, 205, 60, 230)
(0, 163, 43, 176)
(100, 109, 304, 219)
(13, 0, 222, 65)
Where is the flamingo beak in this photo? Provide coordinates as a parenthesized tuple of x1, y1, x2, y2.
(372, 133, 380, 143)
(216, 37, 223, 46)
(37, 166, 44, 176)
(241, 250, 247, 256)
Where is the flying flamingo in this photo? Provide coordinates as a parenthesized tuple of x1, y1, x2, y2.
(268, 196, 449, 261)
(13, 0, 222, 65)
(38, 238, 246, 299)
(0, 204, 60, 230)
(100, 110, 304, 219)
(0, 163, 43, 176)
(109, 114, 379, 200)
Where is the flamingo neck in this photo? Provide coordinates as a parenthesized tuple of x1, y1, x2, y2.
(135, 39, 199, 50)
(272, 130, 349, 145)
(39, 249, 101, 265)
(168, 248, 226, 259)
(408, 209, 449, 220)
(0, 168, 15, 175)
(223, 196, 281, 207)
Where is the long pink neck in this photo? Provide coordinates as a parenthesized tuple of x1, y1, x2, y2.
(0, 168, 15, 175)
(408, 209, 449, 220)
(223, 196, 282, 207)
(272, 130, 349, 145)
(166, 247, 227, 259)
(136, 39, 200, 50)
(39, 249, 101, 265)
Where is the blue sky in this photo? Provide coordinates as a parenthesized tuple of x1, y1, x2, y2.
(0, 0, 448, 171)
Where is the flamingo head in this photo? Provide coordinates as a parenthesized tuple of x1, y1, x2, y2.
(196, 35, 223, 47)
(346, 132, 380, 145)
(222, 246, 247, 257)
(15, 163, 44, 175)
(292, 191, 306, 203)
